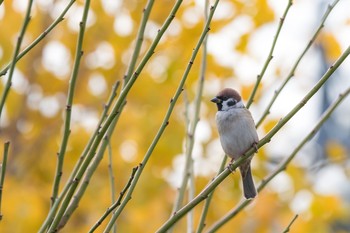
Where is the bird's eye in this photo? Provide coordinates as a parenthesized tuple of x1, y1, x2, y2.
(227, 99, 236, 106)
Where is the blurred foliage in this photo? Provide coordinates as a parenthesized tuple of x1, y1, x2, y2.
(0, 0, 349, 232)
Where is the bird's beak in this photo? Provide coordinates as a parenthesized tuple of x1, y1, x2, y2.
(211, 97, 221, 104)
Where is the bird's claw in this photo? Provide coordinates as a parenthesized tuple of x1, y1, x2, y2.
(253, 142, 258, 153)
(227, 159, 236, 173)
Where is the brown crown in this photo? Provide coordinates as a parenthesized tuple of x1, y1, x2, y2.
(216, 88, 241, 101)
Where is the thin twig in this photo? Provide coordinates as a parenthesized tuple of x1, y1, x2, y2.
(0, 0, 33, 121)
(206, 86, 350, 233)
(246, 0, 293, 108)
(0, 142, 10, 220)
(256, 0, 341, 127)
(107, 138, 117, 233)
(88, 166, 139, 233)
(283, 214, 299, 233)
(43, 1, 184, 232)
(171, 0, 210, 224)
(0, 0, 76, 77)
(123, 0, 155, 85)
(103, 1, 219, 231)
(156, 44, 350, 233)
(47, 0, 92, 230)
(56, 99, 126, 230)
(50, 0, 91, 208)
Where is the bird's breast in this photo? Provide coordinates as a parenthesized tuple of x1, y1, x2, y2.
(216, 109, 258, 160)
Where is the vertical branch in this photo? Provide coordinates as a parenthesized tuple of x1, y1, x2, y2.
(51, 0, 91, 207)
(107, 139, 117, 233)
(0, 0, 33, 121)
(0, 141, 10, 220)
(38, 82, 120, 233)
(43, 0, 183, 231)
(171, 0, 210, 231)
(103, 1, 219, 231)
(0, 0, 76, 77)
(123, 0, 155, 85)
(246, 0, 293, 108)
(256, 0, 340, 127)
(46, 0, 92, 231)
(54, 87, 123, 230)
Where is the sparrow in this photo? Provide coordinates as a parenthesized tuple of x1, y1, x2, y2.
(211, 88, 258, 199)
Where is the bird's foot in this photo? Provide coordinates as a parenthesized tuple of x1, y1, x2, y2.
(227, 158, 236, 173)
(252, 142, 258, 153)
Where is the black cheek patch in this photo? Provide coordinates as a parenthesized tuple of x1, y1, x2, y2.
(227, 100, 236, 106)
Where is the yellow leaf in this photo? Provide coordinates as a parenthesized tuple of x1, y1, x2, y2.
(319, 32, 342, 62)
(325, 140, 347, 160)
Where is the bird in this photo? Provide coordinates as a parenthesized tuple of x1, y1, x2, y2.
(211, 88, 259, 199)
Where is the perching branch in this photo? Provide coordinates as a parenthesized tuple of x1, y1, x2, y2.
(155, 43, 350, 233)
(205, 86, 350, 233)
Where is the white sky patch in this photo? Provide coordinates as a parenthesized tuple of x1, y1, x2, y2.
(0, 108, 9, 127)
(213, 1, 235, 20)
(35, 0, 54, 11)
(38, 95, 61, 118)
(17, 119, 34, 134)
(12, 0, 28, 13)
(207, 15, 254, 67)
(2, 68, 29, 94)
(166, 18, 182, 37)
(113, 11, 133, 36)
(67, 6, 96, 32)
(0, 4, 5, 20)
(290, 190, 313, 214)
(88, 73, 107, 96)
(71, 105, 99, 132)
(86, 42, 115, 69)
(147, 55, 170, 83)
(268, 172, 294, 200)
(182, 6, 202, 28)
(194, 120, 212, 143)
(26, 84, 43, 110)
(144, 21, 160, 41)
(313, 165, 350, 196)
(42, 41, 71, 79)
(120, 140, 138, 163)
(101, 0, 122, 16)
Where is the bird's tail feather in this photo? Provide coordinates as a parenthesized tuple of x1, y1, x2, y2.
(240, 165, 257, 199)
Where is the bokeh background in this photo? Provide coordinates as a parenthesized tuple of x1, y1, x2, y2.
(0, 0, 349, 232)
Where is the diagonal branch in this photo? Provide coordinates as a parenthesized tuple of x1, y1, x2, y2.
(256, 0, 340, 127)
(246, 0, 293, 108)
(155, 44, 350, 233)
(206, 86, 350, 232)
(0, 0, 33, 122)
